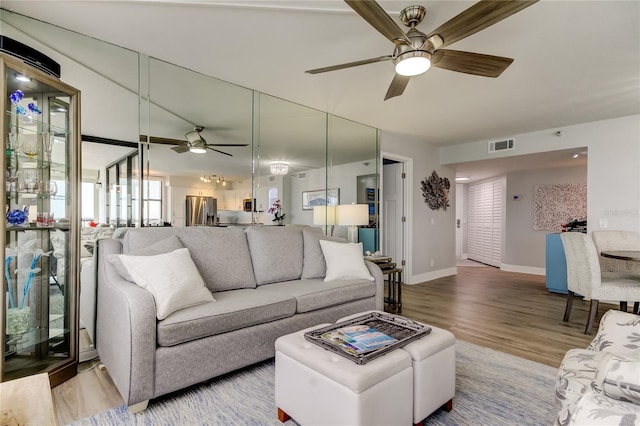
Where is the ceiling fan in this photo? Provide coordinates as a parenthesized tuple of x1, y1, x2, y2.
(306, 0, 538, 100)
(140, 126, 248, 156)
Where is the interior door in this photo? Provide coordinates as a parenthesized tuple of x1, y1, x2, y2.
(467, 177, 505, 267)
(455, 183, 464, 258)
(383, 162, 404, 263)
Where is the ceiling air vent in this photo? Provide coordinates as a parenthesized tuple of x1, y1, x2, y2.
(298, 172, 306, 179)
(268, 176, 276, 182)
(488, 138, 515, 153)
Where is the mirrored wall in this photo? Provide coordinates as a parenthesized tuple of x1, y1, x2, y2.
(1, 8, 380, 365)
(138, 56, 380, 245)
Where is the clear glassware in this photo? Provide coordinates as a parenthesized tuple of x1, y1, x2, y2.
(48, 180, 58, 197)
(5, 170, 19, 194)
(42, 132, 53, 164)
(20, 134, 39, 159)
(20, 168, 38, 193)
(7, 133, 19, 150)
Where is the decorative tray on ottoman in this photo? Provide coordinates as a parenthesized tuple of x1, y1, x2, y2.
(304, 311, 431, 365)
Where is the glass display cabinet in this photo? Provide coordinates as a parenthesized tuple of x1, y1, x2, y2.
(1, 53, 80, 386)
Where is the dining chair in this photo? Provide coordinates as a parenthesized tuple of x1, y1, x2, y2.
(560, 232, 640, 334)
(592, 230, 640, 314)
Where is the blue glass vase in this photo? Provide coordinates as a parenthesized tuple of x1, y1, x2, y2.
(6, 206, 29, 226)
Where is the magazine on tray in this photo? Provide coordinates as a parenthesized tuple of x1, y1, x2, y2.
(320, 324, 397, 355)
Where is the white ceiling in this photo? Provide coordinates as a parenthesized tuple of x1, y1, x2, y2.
(2, 0, 638, 149)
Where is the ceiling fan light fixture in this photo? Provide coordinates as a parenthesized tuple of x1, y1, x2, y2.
(270, 162, 289, 176)
(394, 50, 432, 77)
(189, 145, 207, 154)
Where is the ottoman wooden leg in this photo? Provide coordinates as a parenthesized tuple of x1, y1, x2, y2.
(443, 399, 453, 412)
(414, 399, 453, 426)
(277, 407, 291, 422)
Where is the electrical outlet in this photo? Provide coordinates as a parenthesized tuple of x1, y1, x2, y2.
(430, 259, 435, 267)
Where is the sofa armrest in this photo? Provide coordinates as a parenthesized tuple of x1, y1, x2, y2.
(587, 310, 640, 357)
(96, 238, 157, 406)
(365, 261, 384, 311)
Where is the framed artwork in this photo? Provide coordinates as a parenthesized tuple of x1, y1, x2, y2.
(302, 188, 340, 210)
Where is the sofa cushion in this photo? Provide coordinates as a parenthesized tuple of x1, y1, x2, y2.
(301, 228, 345, 279)
(157, 288, 296, 347)
(246, 226, 303, 285)
(119, 248, 215, 320)
(555, 348, 605, 426)
(319, 240, 374, 282)
(110, 234, 184, 282)
(123, 227, 257, 291)
(255, 278, 376, 313)
(568, 392, 640, 426)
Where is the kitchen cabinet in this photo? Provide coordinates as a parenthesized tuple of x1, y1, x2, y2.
(2, 53, 81, 385)
(221, 190, 251, 211)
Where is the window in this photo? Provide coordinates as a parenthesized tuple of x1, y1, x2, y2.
(81, 181, 96, 225)
(142, 178, 163, 226)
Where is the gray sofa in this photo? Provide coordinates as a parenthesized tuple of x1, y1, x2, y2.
(96, 225, 383, 412)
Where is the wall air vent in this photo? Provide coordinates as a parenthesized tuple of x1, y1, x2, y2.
(268, 176, 276, 182)
(488, 138, 515, 153)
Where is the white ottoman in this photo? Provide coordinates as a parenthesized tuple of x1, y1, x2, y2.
(275, 324, 414, 426)
(339, 311, 456, 426)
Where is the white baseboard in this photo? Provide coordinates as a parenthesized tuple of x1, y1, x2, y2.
(407, 267, 458, 284)
(500, 263, 546, 276)
(79, 347, 98, 363)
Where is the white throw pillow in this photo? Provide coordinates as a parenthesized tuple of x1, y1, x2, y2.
(319, 240, 374, 282)
(118, 248, 215, 320)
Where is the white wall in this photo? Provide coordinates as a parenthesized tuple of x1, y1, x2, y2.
(440, 115, 640, 235)
(289, 160, 377, 239)
(381, 131, 456, 284)
(503, 165, 587, 272)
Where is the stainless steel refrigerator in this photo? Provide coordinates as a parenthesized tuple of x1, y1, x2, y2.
(185, 196, 217, 226)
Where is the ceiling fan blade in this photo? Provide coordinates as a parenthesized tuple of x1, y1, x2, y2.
(432, 49, 514, 77)
(206, 147, 233, 157)
(171, 145, 191, 154)
(427, 0, 538, 48)
(306, 56, 392, 74)
(140, 135, 185, 146)
(206, 143, 249, 147)
(384, 74, 411, 101)
(344, 0, 410, 45)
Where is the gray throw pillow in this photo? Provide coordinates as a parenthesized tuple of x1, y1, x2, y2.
(301, 227, 346, 279)
(107, 235, 184, 282)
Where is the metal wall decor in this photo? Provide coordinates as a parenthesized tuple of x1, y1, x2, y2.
(421, 171, 450, 211)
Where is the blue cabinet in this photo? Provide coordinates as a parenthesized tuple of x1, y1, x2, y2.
(546, 233, 568, 294)
(358, 228, 378, 254)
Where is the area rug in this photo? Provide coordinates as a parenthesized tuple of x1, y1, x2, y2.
(69, 340, 558, 426)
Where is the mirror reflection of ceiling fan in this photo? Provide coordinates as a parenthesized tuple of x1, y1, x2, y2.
(306, 0, 538, 100)
(140, 126, 248, 156)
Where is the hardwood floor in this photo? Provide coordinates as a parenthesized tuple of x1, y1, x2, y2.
(51, 265, 613, 424)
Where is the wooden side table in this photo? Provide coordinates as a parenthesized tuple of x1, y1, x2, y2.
(365, 256, 403, 313)
(0, 373, 57, 426)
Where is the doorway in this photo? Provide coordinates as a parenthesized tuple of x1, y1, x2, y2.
(381, 153, 412, 280)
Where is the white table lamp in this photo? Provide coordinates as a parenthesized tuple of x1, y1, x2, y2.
(313, 205, 337, 236)
(338, 204, 369, 243)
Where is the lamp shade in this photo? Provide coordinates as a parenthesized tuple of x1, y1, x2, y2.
(337, 204, 369, 226)
(313, 205, 337, 225)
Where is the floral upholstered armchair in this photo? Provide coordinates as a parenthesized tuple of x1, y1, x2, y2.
(555, 309, 640, 426)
